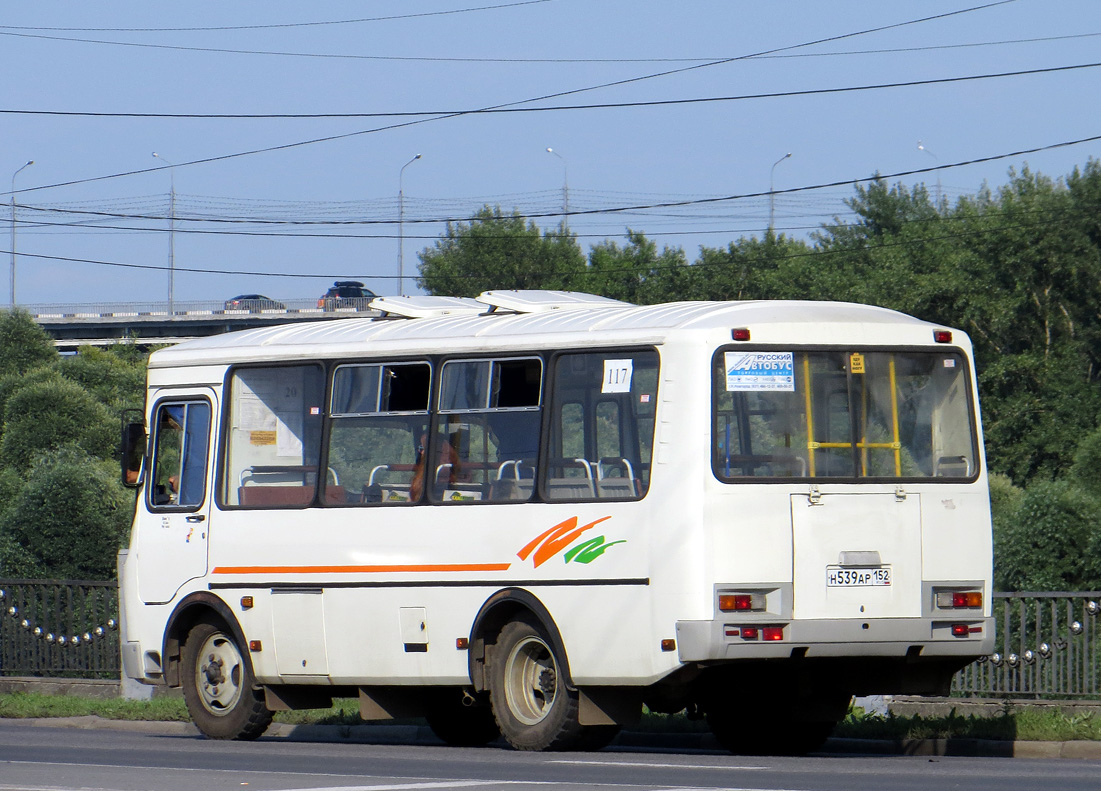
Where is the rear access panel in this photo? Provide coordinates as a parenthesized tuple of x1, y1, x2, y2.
(791, 492, 922, 621)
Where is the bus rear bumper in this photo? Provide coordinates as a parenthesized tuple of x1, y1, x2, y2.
(675, 616, 995, 662)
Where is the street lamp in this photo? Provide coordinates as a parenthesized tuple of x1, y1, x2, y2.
(398, 153, 422, 297)
(10, 160, 33, 306)
(769, 152, 791, 232)
(152, 152, 176, 314)
(546, 147, 569, 219)
(917, 140, 942, 206)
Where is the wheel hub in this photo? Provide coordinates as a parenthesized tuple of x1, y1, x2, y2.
(195, 633, 243, 715)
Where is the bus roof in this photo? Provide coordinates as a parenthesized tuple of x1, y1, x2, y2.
(148, 292, 961, 369)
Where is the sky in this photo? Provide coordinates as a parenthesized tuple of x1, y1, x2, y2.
(1, 0, 1099, 309)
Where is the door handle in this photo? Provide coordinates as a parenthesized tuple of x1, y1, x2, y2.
(186, 514, 206, 523)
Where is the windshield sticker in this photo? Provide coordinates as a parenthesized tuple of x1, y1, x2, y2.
(602, 358, 634, 393)
(725, 351, 795, 392)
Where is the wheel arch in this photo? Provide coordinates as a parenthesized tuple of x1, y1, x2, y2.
(467, 587, 574, 693)
(162, 591, 248, 688)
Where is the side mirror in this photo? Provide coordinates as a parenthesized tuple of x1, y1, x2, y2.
(121, 417, 146, 488)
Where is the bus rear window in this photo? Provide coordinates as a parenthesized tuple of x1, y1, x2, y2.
(713, 349, 977, 481)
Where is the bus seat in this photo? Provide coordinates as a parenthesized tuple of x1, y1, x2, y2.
(596, 478, 637, 498)
(546, 478, 595, 499)
(238, 485, 314, 507)
(489, 477, 534, 501)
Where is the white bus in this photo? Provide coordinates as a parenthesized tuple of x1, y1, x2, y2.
(118, 290, 993, 754)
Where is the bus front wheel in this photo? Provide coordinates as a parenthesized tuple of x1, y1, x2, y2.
(181, 618, 273, 740)
(489, 616, 583, 751)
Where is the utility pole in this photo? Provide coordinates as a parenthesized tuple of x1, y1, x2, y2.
(152, 152, 176, 314)
(398, 154, 422, 297)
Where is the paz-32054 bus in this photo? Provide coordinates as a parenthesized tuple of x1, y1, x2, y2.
(118, 290, 993, 754)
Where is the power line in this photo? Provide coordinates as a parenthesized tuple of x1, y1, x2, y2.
(1, 195, 1085, 282)
(0, 1, 552, 33)
(8, 1, 1019, 196)
(6, 61, 1097, 120)
(13, 132, 1101, 225)
(3, 18, 1085, 65)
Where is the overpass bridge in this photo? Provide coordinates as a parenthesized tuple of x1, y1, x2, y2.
(18, 298, 378, 351)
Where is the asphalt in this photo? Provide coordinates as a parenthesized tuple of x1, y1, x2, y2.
(5, 716, 1101, 760)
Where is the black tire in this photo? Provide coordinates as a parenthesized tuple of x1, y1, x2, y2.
(488, 616, 584, 751)
(706, 712, 835, 756)
(425, 689, 501, 747)
(181, 618, 273, 740)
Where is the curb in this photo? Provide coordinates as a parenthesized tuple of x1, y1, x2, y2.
(5, 717, 1101, 758)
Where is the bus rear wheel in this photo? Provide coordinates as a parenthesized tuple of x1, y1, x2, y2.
(489, 616, 583, 751)
(181, 618, 273, 740)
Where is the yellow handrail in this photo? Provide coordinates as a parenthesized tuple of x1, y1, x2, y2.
(801, 352, 903, 477)
(889, 357, 902, 476)
(802, 354, 816, 477)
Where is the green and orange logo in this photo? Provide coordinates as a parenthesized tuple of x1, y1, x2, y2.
(517, 516, 625, 568)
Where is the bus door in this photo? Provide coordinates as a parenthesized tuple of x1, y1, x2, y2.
(137, 392, 216, 604)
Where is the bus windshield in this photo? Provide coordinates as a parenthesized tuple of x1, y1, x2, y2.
(713, 348, 977, 481)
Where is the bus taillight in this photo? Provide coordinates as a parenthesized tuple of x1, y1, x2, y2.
(936, 590, 982, 609)
(762, 626, 784, 641)
(719, 593, 765, 612)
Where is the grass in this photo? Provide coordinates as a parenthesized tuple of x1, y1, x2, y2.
(2, 692, 1101, 742)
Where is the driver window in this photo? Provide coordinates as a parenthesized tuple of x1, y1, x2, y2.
(149, 401, 210, 509)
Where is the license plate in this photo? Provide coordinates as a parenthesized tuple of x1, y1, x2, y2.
(826, 566, 891, 587)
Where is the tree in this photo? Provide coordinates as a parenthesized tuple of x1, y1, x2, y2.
(0, 309, 57, 377)
(584, 230, 691, 304)
(693, 232, 816, 302)
(418, 207, 586, 296)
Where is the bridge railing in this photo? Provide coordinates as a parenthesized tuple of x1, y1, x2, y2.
(15, 298, 374, 318)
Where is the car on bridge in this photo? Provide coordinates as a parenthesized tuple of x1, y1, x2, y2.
(223, 294, 285, 311)
(318, 281, 377, 310)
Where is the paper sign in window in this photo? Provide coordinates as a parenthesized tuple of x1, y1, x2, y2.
(602, 359, 633, 393)
(724, 351, 795, 392)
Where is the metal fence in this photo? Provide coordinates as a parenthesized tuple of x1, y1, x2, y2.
(2, 582, 1100, 697)
(0, 580, 120, 678)
(954, 592, 1101, 698)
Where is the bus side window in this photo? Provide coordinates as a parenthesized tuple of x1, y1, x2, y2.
(325, 362, 431, 506)
(222, 365, 325, 508)
(149, 401, 210, 509)
(432, 357, 542, 504)
(545, 350, 658, 501)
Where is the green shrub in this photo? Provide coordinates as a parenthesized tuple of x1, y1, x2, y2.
(0, 377, 118, 472)
(54, 346, 147, 412)
(994, 478, 1101, 591)
(0, 310, 58, 377)
(1069, 425, 1101, 499)
(0, 446, 132, 579)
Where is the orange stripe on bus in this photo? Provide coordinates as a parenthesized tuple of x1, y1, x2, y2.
(211, 563, 512, 575)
